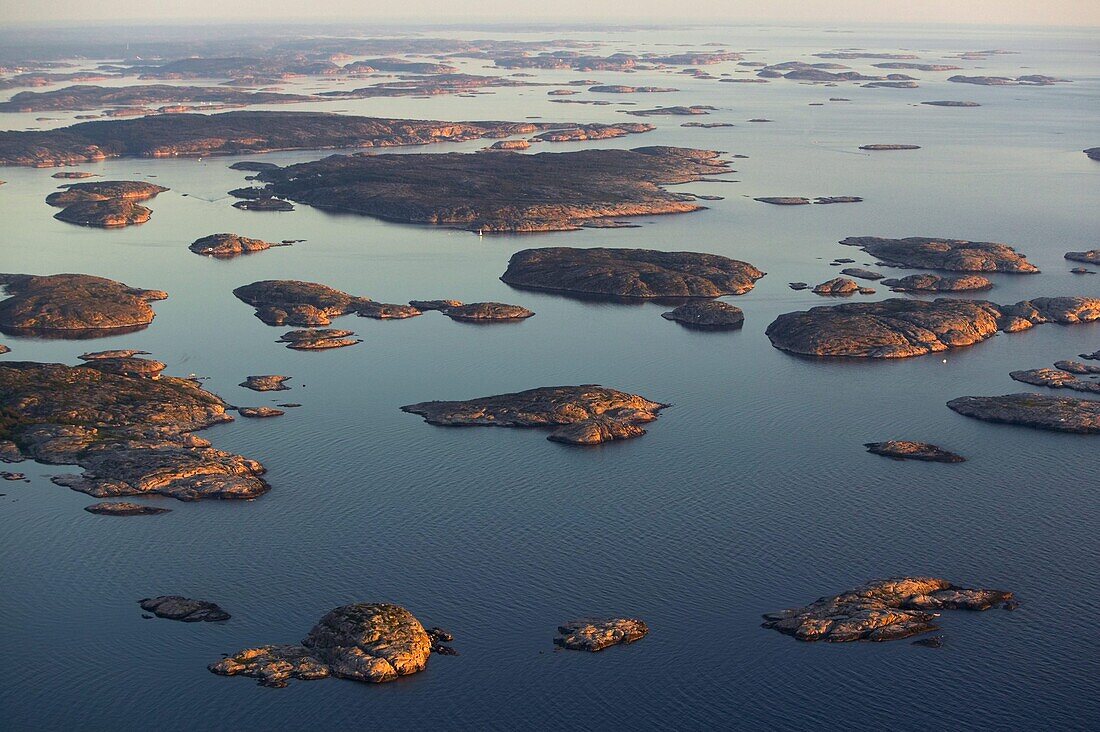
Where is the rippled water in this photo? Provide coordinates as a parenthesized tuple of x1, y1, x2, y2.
(1, 24, 1098, 731)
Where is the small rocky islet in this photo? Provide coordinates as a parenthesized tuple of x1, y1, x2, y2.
(864, 441, 966, 463)
(766, 296, 1100, 358)
(189, 233, 286, 257)
(661, 300, 744, 329)
(401, 385, 667, 446)
(555, 618, 649, 651)
(209, 603, 441, 687)
(84, 501, 171, 516)
(140, 596, 231, 622)
(0, 273, 167, 337)
(501, 247, 764, 298)
(762, 577, 1015, 642)
(277, 328, 362, 350)
(880, 273, 994, 292)
(45, 180, 167, 228)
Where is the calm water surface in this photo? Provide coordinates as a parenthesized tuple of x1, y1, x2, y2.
(1, 24, 1098, 731)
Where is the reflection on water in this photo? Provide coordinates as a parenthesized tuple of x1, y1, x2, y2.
(1, 23, 1098, 732)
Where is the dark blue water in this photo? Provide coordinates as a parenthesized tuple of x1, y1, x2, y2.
(1, 24, 1098, 731)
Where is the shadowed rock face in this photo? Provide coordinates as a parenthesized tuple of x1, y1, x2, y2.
(189, 233, 281, 257)
(880, 274, 993, 292)
(840, 236, 1038, 273)
(661, 300, 744, 329)
(84, 501, 170, 515)
(0, 274, 167, 336)
(763, 577, 1014, 642)
(947, 394, 1100, 433)
(765, 297, 1100, 359)
(233, 280, 369, 326)
(1065, 250, 1100, 264)
(0, 111, 568, 167)
(256, 146, 733, 232)
(502, 247, 764, 298)
(140, 596, 231, 622)
(0, 361, 269, 501)
(864, 441, 966, 462)
(401, 385, 666, 445)
(209, 603, 433, 687)
(556, 618, 649, 651)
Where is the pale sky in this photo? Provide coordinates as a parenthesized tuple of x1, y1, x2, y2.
(1, 0, 1097, 26)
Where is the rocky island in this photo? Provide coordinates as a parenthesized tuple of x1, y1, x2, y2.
(762, 577, 1015, 642)
(253, 146, 734, 232)
(139, 596, 231, 622)
(864, 441, 966, 462)
(661, 300, 744, 329)
(0, 360, 269, 501)
(839, 236, 1039, 273)
(947, 394, 1100, 433)
(0, 274, 167, 337)
(501, 247, 764, 298)
(1065, 250, 1100, 264)
(189, 233, 285, 257)
(233, 280, 369, 326)
(209, 603, 437, 687)
(765, 296, 1100, 358)
(401, 385, 667, 445)
(0, 111, 591, 167)
(880, 273, 994, 292)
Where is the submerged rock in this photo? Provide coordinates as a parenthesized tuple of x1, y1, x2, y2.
(84, 501, 171, 516)
(233, 280, 369, 326)
(661, 300, 744, 329)
(189, 233, 283, 257)
(864, 441, 966, 463)
(240, 375, 291, 391)
(555, 618, 649, 651)
(762, 577, 1014, 642)
(402, 385, 666, 445)
(502, 247, 764, 298)
(0, 361, 269, 501)
(766, 297, 1100, 358)
(140, 596, 231, 622)
(839, 236, 1038, 273)
(0, 273, 166, 336)
(880, 273, 994, 292)
(209, 603, 434, 687)
(947, 394, 1100, 433)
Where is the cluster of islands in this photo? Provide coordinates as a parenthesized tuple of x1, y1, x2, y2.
(0, 33, 1097, 695)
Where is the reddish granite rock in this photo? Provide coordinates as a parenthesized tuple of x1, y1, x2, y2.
(82, 356, 166, 379)
(233, 280, 369, 326)
(54, 199, 153, 227)
(209, 603, 434, 687)
(44, 180, 166, 206)
(0, 273, 166, 336)
(488, 139, 530, 150)
(277, 328, 361, 350)
(238, 406, 285, 418)
(441, 302, 534, 322)
(859, 144, 921, 151)
(766, 297, 1099, 358)
(240, 375, 291, 391)
(402, 385, 666, 445)
(839, 236, 1038, 273)
(189, 233, 284, 257)
(763, 577, 1014, 642)
(356, 302, 422, 320)
(502, 247, 764, 298)
(880, 274, 994, 292)
(555, 618, 649, 650)
(812, 278, 861, 296)
(1009, 368, 1100, 394)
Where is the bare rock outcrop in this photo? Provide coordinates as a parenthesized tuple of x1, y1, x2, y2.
(402, 385, 666, 445)
(661, 300, 744, 329)
(839, 236, 1038, 273)
(502, 247, 764, 298)
(276, 328, 361, 350)
(947, 394, 1100, 433)
(140, 596, 231, 622)
(240, 375, 291, 391)
(555, 618, 649, 651)
(189, 233, 284, 257)
(762, 577, 1014, 642)
(209, 603, 435, 687)
(880, 273, 993, 292)
(864, 441, 965, 463)
(0, 273, 166, 337)
(84, 501, 171, 516)
(233, 280, 369, 326)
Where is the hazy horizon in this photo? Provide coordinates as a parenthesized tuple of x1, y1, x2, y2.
(1, 0, 1098, 27)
